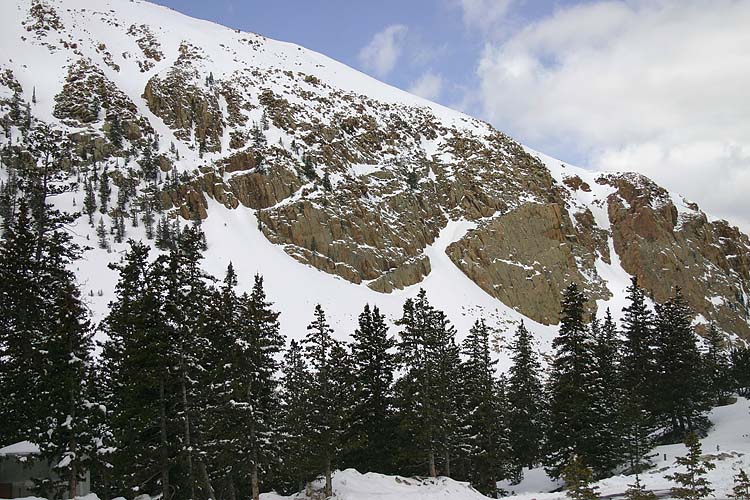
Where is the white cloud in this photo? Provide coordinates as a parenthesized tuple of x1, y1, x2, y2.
(455, 0, 514, 34)
(358, 25, 408, 77)
(475, 0, 750, 232)
(408, 72, 444, 101)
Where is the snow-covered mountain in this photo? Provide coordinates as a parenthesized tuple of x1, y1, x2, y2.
(1, 0, 749, 356)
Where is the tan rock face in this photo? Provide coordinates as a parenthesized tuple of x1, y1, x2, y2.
(602, 173, 750, 337)
(446, 203, 610, 325)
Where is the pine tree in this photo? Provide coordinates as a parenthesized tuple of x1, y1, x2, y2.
(545, 283, 598, 477)
(460, 319, 511, 495)
(0, 202, 44, 446)
(322, 171, 332, 192)
(588, 310, 625, 477)
(653, 288, 708, 438)
(302, 304, 345, 497)
(666, 432, 715, 499)
(99, 168, 111, 214)
(83, 177, 96, 225)
(302, 153, 316, 180)
(394, 289, 460, 478)
(208, 270, 284, 500)
(107, 113, 124, 149)
(97, 217, 108, 249)
(730, 469, 750, 499)
(620, 277, 657, 474)
(703, 322, 731, 405)
(562, 455, 600, 500)
(278, 340, 313, 494)
(507, 320, 544, 471)
(347, 304, 397, 474)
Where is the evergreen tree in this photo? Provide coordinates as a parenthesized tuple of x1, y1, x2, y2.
(588, 310, 625, 477)
(730, 469, 750, 499)
(703, 322, 731, 405)
(730, 344, 750, 397)
(97, 217, 108, 249)
(302, 304, 346, 497)
(0, 196, 99, 498)
(278, 340, 313, 494)
(620, 277, 657, 474)
(347, 304, 397, 474)
(208, 269, 284, 500)
(562, 455, 600, 500)
(545, 283, 598, 477)
(107, 113, 123, 149)
(99, 241, 176, 499)
(666, 432, 715, 499)
(653, 288, 708, 438)
(99, 168, 111, 214)
(460, 319, 511, 495)
(83, 177, 96, 225)
(507, 320, 544, 471)
(394, 289, 460, 478)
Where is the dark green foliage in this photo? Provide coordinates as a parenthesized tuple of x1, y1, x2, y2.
(666, 432, 715, 499)
(653, 288, 709, 438)
(588, 311, 625, 477)
(394, 289, 460, 478)
(507, 320, 544, 471)
(98, 168, 111, 214)
(346, 304, 398, 474)
(730, 469, 750, 499)
(302, 304, 348, 497)
(545, 283, 598, 477)
(83, 177, 96, 225)
(277, 340, 314, 494)
(620, 277, 657, 474)
(460, 319, 511, 495)
(703, 322, 732, 405)
(562, 455, 600, 500)
(107, 113, 123, 149)
(730, 344, 750, 397)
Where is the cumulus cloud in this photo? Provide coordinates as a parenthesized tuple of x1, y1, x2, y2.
(475, 0, 750, 232)
(408, 71, 444, 101)
(359, 24, 408, 77)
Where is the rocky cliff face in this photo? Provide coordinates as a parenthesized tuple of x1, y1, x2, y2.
(1, 0, 749, 337)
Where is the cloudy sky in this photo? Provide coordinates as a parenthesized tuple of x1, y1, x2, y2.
(152, 0, 750, 233)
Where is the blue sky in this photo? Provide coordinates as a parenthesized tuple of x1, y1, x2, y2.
(150, 0, 750, 231)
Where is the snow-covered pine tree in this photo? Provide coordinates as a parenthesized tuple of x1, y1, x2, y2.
(98, 168, 111, 214)
(507, 320, 544, 471)
(545, 283, 598, 478)
(730, 469, 750, 499)
(653, 288, 709, 438)
(302, 304, 345, 497)
(703, 322, 731, 405)
(347, 304, 397, 474)
(206, 269, 284, 500)
(83, 177, 96, 225)
(666, 432, 715, 499)
(278, 339, 314, 494)
(620, 277, 657, 474)
(588, 310, 625, 477)
(562, 455, 600, 500)
(0, 202, 44, 446)
(460, 319, 511, 496)
(100, 240, 177, 499)
(152, 225, 215, 499)
(395, 289, 458, 478)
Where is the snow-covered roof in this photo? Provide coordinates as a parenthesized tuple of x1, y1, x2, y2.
(0, 440, 40, 456)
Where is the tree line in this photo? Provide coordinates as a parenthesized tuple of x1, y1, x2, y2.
(2, 124, 750, 500)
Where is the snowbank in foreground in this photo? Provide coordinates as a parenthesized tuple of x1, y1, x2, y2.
(261, 469, 490, 500)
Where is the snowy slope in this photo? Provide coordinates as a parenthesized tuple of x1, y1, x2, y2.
(0, 0, 568, 358)
(1, 0, 748, 357)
